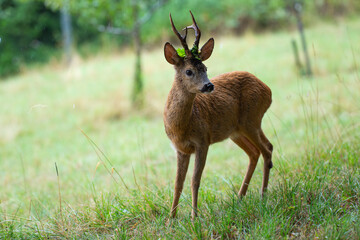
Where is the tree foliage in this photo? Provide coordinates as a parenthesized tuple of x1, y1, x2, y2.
(0, 0, 60, 77)
(1, 0, 360, 78)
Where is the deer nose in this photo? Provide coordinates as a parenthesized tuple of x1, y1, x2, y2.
(201, 82, 214, 93)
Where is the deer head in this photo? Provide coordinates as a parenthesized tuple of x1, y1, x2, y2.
(164, 11, 215, 93)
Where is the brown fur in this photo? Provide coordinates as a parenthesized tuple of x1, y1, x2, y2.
(165, 71, 271, 154)
(164, 12, 273, 219)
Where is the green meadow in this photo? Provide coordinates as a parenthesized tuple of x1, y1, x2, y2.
(0, 18, 359, 239)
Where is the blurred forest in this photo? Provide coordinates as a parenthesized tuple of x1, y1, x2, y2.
(1, 0, 360, 78)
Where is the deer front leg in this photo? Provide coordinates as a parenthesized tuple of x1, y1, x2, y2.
(191, 145, 209, 219)
(170, 151, 190, 218)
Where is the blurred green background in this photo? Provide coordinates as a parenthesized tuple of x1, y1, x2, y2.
(2, 0, 360, 77)
(2, 0, 360, 104)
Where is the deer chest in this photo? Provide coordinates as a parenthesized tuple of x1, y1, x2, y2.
(165, 128, 195, 154)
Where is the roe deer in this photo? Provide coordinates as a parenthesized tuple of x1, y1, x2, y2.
(163, 11, 273, 219)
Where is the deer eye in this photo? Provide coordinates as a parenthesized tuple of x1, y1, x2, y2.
(185, 70, 193, 76)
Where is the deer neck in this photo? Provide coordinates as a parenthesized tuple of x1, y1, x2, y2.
(164, 78, 196, 135)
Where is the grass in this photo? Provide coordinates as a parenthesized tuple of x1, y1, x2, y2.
(0, 18, 359, 239)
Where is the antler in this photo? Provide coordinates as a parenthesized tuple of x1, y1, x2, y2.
(169, 13, 191, 56)
(184, 10, 201, 50)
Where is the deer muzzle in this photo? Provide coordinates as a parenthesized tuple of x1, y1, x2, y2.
(200, 82, 214, 93)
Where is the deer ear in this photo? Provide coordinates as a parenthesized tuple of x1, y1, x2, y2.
(199, 38, 214, 61)
(164, 42, 181, 65)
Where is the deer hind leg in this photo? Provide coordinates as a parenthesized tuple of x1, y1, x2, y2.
(260, 130, 273, 168)
(244, 128, 273, 196)
(231, 135, 260, 197)
(170, 151, 190, 218)
(259, 130, 273, 194)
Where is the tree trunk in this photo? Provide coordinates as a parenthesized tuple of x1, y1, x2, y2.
(60, 0, 72, 66)
(294, 2, 312, 77)
(131, 4, 144, 108)
(291, 39, 304, 75)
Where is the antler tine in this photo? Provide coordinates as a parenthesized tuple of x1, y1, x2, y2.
(185, 10, 201, 50)
(169, 13, 191, 55)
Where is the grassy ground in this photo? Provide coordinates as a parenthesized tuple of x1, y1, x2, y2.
(0, 18, 359, 239)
